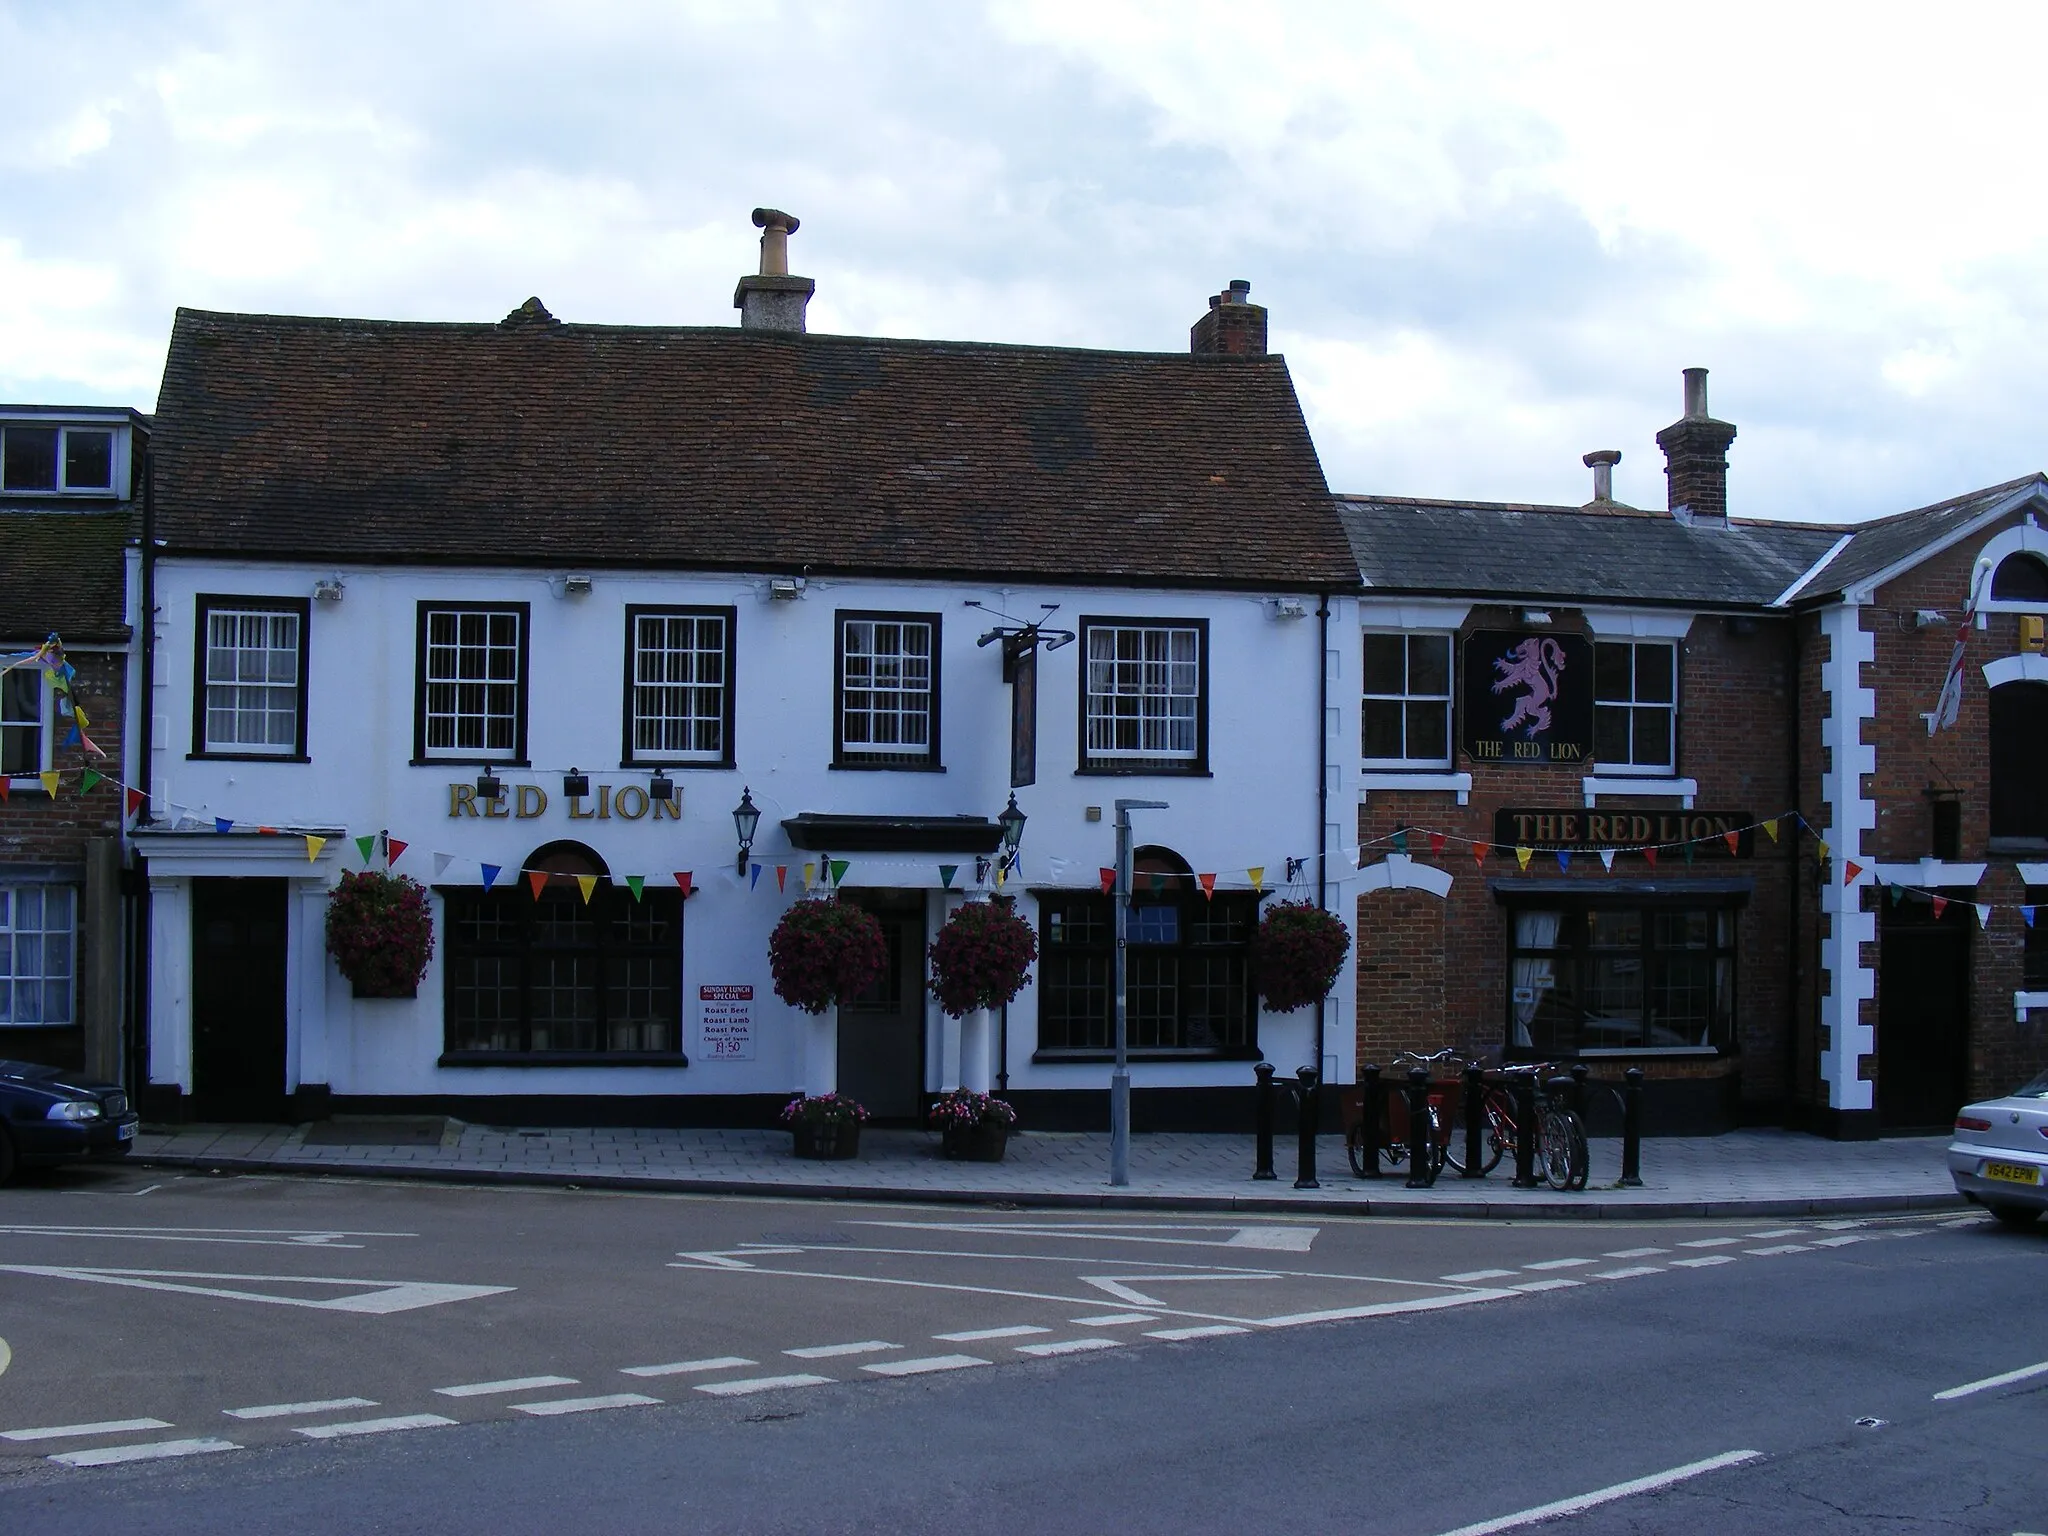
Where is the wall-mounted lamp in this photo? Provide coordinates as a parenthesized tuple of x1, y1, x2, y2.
(1913, 609, 1947, 629)
(997, 792, 1027, 875)
(649, 768, 675, 804)
(475, 769, 503, 803)
(1268, 597, 1308, 621)
(313, 577, 346, 602)
(561, 574, 593, 596)
(562, 767, 589, 799)
(732, 786, 760, 875)
(1522, 609, 1553, 626)
(769, 576, 806, 601)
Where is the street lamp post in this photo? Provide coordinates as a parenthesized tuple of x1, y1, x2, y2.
(1111, 798, 1167, 1187)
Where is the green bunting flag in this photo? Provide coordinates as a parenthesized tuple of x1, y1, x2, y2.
(1391, 829, 1408, 855)
(355, 834, 377, 865)
(625, 875, 645, 902)
(829, 859, 849, 887)
(939, 864, 958, 890)
(79, 769, 103, 794)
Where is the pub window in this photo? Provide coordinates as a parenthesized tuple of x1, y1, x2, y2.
(1593, 640, 1676, 772)
(1506, 899, 1738, 1055)
(1034, 848, 1258, 1057)
(624, 606, 735, 767)
(1989, 681, 2048, 845)
(1990, 553, 2048, 602)
(441, 843, 683, 1061)
(414, 602, 530, 765)
(193, 595, 310, 758)
(1362, 632, 1452, 767)
(0, 422, 117, 495)
(834, 611, 940, 769)
(2026, 888, 2048, 990)
(1079, 617, 1208, 774)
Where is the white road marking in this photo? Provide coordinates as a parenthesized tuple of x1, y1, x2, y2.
(1145, 1325, 1252, 1341)
(1523, 1258, 1597, 1271)
(1932, 1359, 2048, 1401)
(1016, 1337, 1124, 1357)
(1671, 1255, 1740, 1268)
(436, 1375, 579, 1398)
(1811, 1234, 1873, 1248)
(620, 1356, 755, 1377)
(693, 1374, 833, 1397)
(1745, 1229, 1806, 1239)
(1677, 1237, 1742, 1248)
(1260, 1291, 1521, 1326)
(1070, 1312, 1156, 1327)
(0, 1224, 413, 1250)
(295, 1414, 457, 1439)
(861, 1355, 989, 1376)
(1590, 1267, 1663, 1281)
(0, 1336, 9, 1381)
(784, 1341, 898, 1360)
(1603, 1247, 1669, 1259)
(130, 1186, 162, 1197)
(0, 1264, 510, 1314)
(1440, 1269, 1517, 1283)
(1510, 1278, 1583, 1293)
(848, 1220, 1320, 1253)
(1434, 1449, 1764, 1536)
(1744, 1244, 1812, 1256)
(224, 1397, 377, 1420)
(934, 1325, 1051, 1342)
(2, 1417, 173, 1443)
(1080, 1273, 1281, 1308)
(49, 1437, 238, 1469)
(512, 1394, 661, 1416)
(673, 1248, 806, 1269)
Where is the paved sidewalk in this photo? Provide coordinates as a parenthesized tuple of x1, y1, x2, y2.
(128, 1120, 1963, 1220)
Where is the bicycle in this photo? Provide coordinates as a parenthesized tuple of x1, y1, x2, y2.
(1344, 1049, 1458, 1184)
(1487, 1062, 1590, 1191)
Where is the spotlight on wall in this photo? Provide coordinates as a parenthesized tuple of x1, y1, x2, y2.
(649, 768, 675, 804)
(1268, 597, 1308, 621)
(1522, 609, 1553, 626)
(475, 769, 503, 803)
(561, 574, 593, 596)
(562, 767, 589, 799)
(313, 577, 346, 602)
(732, 786, 760, 875)
(769, 576, 806, 601)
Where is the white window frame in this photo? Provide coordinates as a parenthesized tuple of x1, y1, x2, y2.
(1, 663, 52, 784)
(835, 612, 939, 767)
(626, 607, 734, 767)
(416, 603, 529, 764)
(0, 419, 127, 498)
(0, 882, 76, 1027)
(1360, 630, 1454, 769)
(1593, 638, 1678, 775)
(1081, 618, 1207, 770)
(197, 600, 306, 757)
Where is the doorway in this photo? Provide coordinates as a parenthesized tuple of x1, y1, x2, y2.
(1876, 900, 1970, 1131)
(836, 890, 928, 1122)
(190, 878, 290, 1120)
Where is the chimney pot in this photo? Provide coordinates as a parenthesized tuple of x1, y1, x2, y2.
(1227, 279, 1252, 304)
(735, 207, 814, 333)
(1682, 366, 1709, 420)
(1191, 278, 1267, 358)
(1582, 449, 1621, 503)
(752, 207, 799, 276)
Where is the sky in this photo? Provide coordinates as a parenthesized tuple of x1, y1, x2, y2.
(4, 0, 2046, 524)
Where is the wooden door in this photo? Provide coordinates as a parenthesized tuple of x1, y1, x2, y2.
(190, 878, 290, 1120)
(1877, 904, 1970, 1131)
(836, 892, 927, 1123)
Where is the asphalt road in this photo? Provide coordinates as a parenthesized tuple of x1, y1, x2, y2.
(0, 1160, 2041, 1533)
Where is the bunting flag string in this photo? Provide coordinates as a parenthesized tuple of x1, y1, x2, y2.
(939, 864, 958, 890)
(1198, 872, 1216, 901)
(576, 875, 598, 905)
(1597, 849, 1615, 872)
(673, 872, 693, 899)
(304, 835, 325, 862)
(526, 870, 549, 899)
(625, 875, 645, 902)
(1247, 866, 1264, 893)
(355, 834, 377, 865)
(387, 838, 408, 865)
(1515, 846, 1533, 871)
(481, 863, 502, 891)
(830, 859, 849, 887)
(1099, 867, 1116, 893)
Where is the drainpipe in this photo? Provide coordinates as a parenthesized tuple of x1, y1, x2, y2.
(129, 447, 157, 1095)
(1315, 592, 1331, 1091)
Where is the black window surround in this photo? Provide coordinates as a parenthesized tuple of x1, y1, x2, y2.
(411, 601, 531, 767)
(621, 604, 737, 769)
(832, 609, 943, 771)
(190, 594, 312, 762)
(1076, 615, 1211, 777)
(1989, 681, 2048, 849)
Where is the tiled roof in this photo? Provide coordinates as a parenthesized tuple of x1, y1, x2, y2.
(149, 307, 1354, 591)
(1335, 495, 1847, 608)
(0, 512, 133, 643)
(1798, 473, 2046, 599)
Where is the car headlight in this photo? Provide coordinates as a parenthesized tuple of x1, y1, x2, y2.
(45, 1100, 104, 1122)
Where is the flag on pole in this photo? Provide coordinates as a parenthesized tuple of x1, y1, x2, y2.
(1925, 557, 1991, 733)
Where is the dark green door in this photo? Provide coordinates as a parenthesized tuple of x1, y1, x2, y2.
(190, 878, 290, 1121)
(836, 892, 927, 1122)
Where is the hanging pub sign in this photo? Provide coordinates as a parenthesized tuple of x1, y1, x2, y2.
(1494, 808, 1756, 857)
(1006, 632, 1037, 789)
(1460, 629, 1594, 764)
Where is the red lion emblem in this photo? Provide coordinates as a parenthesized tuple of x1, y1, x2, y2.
(1492, 637, 1567, 738)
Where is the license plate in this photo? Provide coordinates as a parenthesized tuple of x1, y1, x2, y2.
(117, 1122, 135, 1142)
(1982, 1160, 2039, 1185)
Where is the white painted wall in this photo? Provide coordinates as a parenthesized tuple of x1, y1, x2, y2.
(144, 559, 1348, 1107)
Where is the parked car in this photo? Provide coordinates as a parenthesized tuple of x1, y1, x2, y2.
(0, 1060, 139, 1185)
(1949, 1068, 2048, 1225)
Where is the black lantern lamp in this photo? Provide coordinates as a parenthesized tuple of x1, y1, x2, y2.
(649, 768, 674, 804)
(475, 768, 503, 803)
(562, 767, 589, 800)
(997, 792, 1027, 872)
(732, 786, 761, 875)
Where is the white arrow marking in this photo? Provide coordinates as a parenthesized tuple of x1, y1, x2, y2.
(672, 1247, 807, 1269)
(0, 1265, 510, 1314)
(0, 1336, 10, 1381)
(849, 1221, 1319, 1253)
(1079, 1273, 1284, 1308)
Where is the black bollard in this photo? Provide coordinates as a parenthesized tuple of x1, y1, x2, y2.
(1569, 1062, 1590, 1121)
(1620, 1066, 1644, 1187)
(1253, 1063, 1277, 1180)
(1357, 1064, 1383, 1179)
(1293, 1066, 1320, 1190)
(1461, 1064, 1486, 1179)
(1511, 1077, 1540, 1188)
(1404, 1066, 1433, 1189)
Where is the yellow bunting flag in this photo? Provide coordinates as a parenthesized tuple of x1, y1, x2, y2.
(1816, 840, 1830, 863)
(1761, 818, 1780, 843)
(305, 834, 326, 862)
(803, 862, 816, 891)
(39, 770, 59, 797)
(1514, 845, 1533, 871)
(1247, 866, 1264, 893)
(576, 874, 598, 904)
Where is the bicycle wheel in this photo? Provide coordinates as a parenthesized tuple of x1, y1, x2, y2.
(1445, 1096, 1510, 1176)
(1345, 1121, 1371, 1177)
(1420, 1104, 1447, 1185)
(1539, 1108, 1588, 1192)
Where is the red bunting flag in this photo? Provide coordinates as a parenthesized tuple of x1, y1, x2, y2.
(258, 825, 279, 836)
(1099, 867, 1116, 893)
(527, 870, 549, 898)
(1471, 841, 1490, 864)
(1723, 831, 1739, 855)
(0, 779, 9, 803)
(1931, 895, 1948, 919)
(1198, 872, 1216, 901)
(1643, 847, 1659, 868)
(673, 871, 693, 898)
(125, 787, 145, 817)
(775, 865, 788, 892)
(386, 838, 408, 864)
(1843, 859, 1863, 884)
(1428, 832, 1445, 856)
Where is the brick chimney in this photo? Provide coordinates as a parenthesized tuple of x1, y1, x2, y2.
(733, 208, 815, 333)
(1654, 367, 1736, 526)
(1190, 279, 1267, 357)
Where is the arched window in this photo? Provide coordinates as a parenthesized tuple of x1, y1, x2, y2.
(1991, 553, 2048, 603)
(1990, 681, 2048, 844)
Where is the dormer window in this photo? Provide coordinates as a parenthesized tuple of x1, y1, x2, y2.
(0, 422, 120, 496)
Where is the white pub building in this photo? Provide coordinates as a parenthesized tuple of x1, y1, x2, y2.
(131, 214, 1362, 1130)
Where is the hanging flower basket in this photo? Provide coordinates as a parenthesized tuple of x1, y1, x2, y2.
(1251, 900, 1351, 1013)
(769, 898, 888, 1014)
(325, 870, 434, 999)
(927, 898, 1038, 1018)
